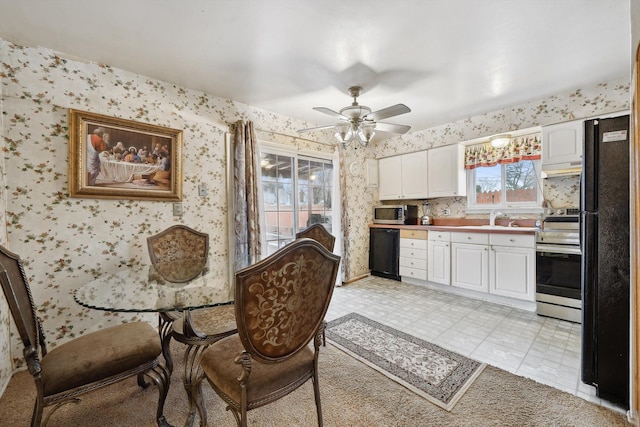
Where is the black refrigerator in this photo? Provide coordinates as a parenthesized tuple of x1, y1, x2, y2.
(581, 114, 630, 407)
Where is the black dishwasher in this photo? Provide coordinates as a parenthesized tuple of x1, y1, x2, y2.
(369, 228, 400, 281)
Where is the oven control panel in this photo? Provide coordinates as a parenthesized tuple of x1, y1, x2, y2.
(544, 207, 580, 217)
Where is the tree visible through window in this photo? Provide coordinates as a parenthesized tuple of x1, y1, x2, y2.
(470, 160, 540, 207)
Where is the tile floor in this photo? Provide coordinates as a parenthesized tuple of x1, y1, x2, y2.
(325, 275, 627, 414)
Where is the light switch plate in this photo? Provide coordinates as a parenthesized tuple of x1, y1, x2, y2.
(198, 184, 207, 196)
(173, 203, 183, 216)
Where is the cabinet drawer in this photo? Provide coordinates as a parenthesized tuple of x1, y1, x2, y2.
(400, 238, 428, 250)
(400, 265, 428, 281)
(451, 232, 489, 245)
(400, 247, 427, 260)
(490, 233, 535, 248)
(400, 229, 428, 240)
(428, 231, 451, 242)
(400, 256, 427, 270)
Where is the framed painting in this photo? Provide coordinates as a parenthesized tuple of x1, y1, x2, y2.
(68, 109, 183, 201)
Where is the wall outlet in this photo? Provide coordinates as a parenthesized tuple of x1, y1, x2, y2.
(173, 203, 183, 216)
(444, 208, 451, 216)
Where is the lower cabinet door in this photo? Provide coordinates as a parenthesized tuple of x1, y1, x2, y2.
(427, 240, 450, 285)
(451, 243, 489, 292)
(489, 245, 535, 301)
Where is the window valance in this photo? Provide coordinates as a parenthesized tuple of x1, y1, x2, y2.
(464, 134, 542, 170)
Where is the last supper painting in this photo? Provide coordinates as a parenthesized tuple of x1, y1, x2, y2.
(68, 109, 183, 201)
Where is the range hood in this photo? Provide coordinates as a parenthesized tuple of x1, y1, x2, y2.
(542, 166, 582, 178)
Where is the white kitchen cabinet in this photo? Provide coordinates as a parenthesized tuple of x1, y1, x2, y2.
(542, 119, 584, 171)
(378, 155, 403, 200)
(449, 231, 535, 302)
(489, 234, 535, 301)
(402, 151, 429, 199)
(427, 144, 467, 198)
(451, 233, 489, 292)
(378, 151, 428, 200)
(427, 231, 450, 285)
(399, 229, 428, 281)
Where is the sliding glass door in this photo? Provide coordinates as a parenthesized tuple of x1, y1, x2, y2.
(260, 149, 334, 256)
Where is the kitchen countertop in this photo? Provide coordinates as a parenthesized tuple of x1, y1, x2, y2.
(369, 222, 538, 235)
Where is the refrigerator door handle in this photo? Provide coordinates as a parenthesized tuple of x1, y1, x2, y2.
(581, 211, 597, 384)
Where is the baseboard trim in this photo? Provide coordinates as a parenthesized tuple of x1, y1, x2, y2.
(342, 273, 370, 285)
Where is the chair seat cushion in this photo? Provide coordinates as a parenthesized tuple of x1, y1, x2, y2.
(172, 304, 237, 338)
(200, 334, 314, 407)
(40, 322, 161, 396)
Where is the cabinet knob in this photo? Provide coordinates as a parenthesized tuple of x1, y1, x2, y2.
(510, 239, 515, 242)
(467, 236, 471, 240)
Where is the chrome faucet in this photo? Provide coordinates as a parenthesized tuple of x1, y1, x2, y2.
(489, 210, 503, 227)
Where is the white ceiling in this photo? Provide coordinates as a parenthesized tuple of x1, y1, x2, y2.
(0, 0, 632, 137)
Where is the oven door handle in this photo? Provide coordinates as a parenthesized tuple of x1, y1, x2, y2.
(536, 244, 582, 255)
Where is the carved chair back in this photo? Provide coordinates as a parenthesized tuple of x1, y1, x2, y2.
(147, 224, 209, 283)
(0, 245, 46, 369)
(295, 223, 335, 252)
(234, 238, 340, 362)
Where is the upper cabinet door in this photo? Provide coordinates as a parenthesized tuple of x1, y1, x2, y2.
(401, 151, 429, 199)
(427, 144, 467, 198)
(378, 155, 403, 200)
(542, 120, 584, 170)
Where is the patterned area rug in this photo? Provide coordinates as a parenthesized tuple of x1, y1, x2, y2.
(325, 313, 486, 411)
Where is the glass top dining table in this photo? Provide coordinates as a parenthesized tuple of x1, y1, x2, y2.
(74, 260, 234, 314)
(74, 260, 234, 427)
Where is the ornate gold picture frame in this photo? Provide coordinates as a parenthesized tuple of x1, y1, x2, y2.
(68, 109, 183, 201)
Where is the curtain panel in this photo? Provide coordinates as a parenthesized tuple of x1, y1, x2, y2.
(232, 120, 262, 271)
(464, 134, 542, 170)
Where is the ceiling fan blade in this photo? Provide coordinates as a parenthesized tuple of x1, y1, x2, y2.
(313, 107, 350, 120)
(375, 122, 411, 134)
(365, 104, 411, 121)
(298, 124, 337, 133)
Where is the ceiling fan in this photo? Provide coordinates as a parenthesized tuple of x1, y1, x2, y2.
(298, 86, 411, 147)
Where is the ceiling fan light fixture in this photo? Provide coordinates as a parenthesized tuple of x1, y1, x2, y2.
(357, 121, 376, 145)
(490, 134, 511, 148)
(334, 121, 353, 143)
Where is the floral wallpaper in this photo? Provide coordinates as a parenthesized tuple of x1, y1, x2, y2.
(0, 63, 7, 392)
(0, 38, 336, 390)
(0, 35, 630, 396)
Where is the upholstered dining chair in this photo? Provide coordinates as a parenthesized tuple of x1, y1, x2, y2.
(199, 238, 341, 427)
(295, 223, 336, 346)
(295, 223, 336, 252)
(147, 225, 237, 378)
(0, 245, 169, 427)
(147, 224, 210, 370)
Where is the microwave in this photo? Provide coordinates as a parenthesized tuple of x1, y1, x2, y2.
(373, 205, 418, 224)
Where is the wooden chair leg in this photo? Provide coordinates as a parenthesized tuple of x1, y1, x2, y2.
(313, 371, 323, 427)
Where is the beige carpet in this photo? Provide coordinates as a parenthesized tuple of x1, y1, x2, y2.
(0, 341, 630, 426)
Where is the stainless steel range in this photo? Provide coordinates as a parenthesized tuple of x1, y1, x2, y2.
(535, 207, 582, 323)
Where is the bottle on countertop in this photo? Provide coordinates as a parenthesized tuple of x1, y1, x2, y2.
(421, 203, 432, 225)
